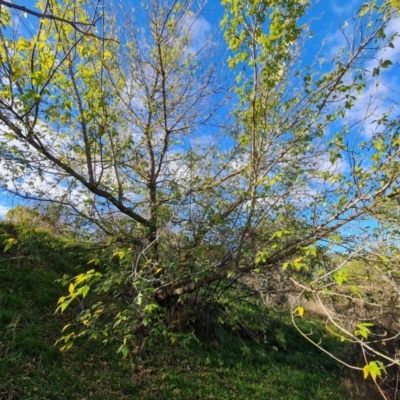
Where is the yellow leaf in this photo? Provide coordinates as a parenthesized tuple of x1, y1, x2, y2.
(68, 283, 74, 294)
(74, 274, 85, 284)
(61, 323, 71, 333)
(293, 306, 304, 317)
(363, 364, 370, 379)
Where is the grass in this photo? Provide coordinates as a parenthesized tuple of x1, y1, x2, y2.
(127, 330, 347, 400)
(0, 223, 352, 399)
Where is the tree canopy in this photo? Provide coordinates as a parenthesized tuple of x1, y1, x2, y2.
(1, 0, 400, 382)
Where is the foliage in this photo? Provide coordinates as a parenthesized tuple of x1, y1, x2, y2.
(0, 220, 353, 399)
(0, 0, 400, 392)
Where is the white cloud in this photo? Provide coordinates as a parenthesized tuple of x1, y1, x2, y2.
(182, 15, 212, 54)
(317, 153, 349, 174)
(322, 16, 400, 138)
(330, 0, 361, 16)
(349, 18, 400, 137)
(0, 204, 10, 218)
(349, 78, 395, 138)
(363, 19, 400, 72)
(322, 22, 353, 63)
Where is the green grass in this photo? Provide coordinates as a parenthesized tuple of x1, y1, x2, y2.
(127, 331, 347, 400)
(0, 223, 351, 399)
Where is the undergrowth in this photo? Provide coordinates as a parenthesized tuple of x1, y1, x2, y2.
(0, 221, 353, 399)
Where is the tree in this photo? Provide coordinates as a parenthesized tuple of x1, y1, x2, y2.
(0, 0, 106, 38)
(0, 0, 400, 378)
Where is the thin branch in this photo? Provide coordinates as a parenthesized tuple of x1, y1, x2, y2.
(0, 0, 117, 42)
(0, 0, 94, 27)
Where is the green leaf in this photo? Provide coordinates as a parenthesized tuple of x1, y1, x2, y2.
(381, 59, 393, 68)
(74, 274, 86, 284)
(331, 234, 342, 244)
(81, 285, 90, 299)
(87, 258, 100, 266)
(61, 340, 74, 351)
(255, 250, 269, 264)
(282, 262, 290, 271)
(355, 322, 374, 339)
(60, 300, 71, 312)
(61, 323, 71, 333)
(144, 303, 159, 313)
(358, 3, 370, 17)
(350, 286, 360, 295)
(117, 344, 129, 358)
(3, 237, 17, 252)
(363, 361, 386, 381)
(334, 270, 349, 286)
(272, 231, 283, 239)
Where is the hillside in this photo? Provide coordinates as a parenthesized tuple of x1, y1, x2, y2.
(0, 221, 370, 399)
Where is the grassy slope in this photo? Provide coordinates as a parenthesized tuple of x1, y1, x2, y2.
(0, 224, 350, 400)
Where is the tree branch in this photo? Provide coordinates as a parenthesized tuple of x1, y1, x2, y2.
(0, 0, 118, 42)
(0, 0, 94, 27)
